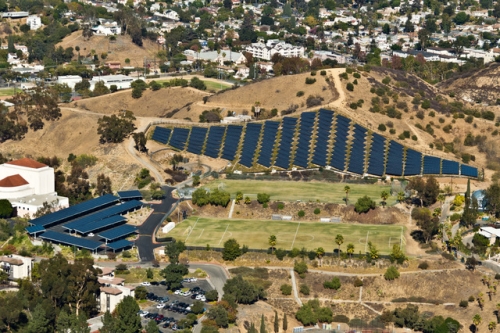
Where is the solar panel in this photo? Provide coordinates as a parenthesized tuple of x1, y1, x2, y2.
(187, 127, 208, 155)
(74, 215, 127, 234)
(30, 194, 119, 227)
(98, 225, 137, 241)
(117, 190, 142, 201)
(423, 156, 441, 175)
(367, 133, 386, 176)
(330, 115, 351, 171)
(204, 126, 226, 158)
(106, 239, 133, 251)
(221, 125, 243, 161)
(26, 225, 45, 234)
(169, 127, 190, 150)
(385, 141, 404, 176)
(461, 164, 478, 177)
(239, 123, 262, 168)
(258, 121, 279, 167)
(404, 149, 422, 176)
(275, 117, 298, 169)
(312, 109, 334, 166)
(293, 112, 316, 168)
(39, 230, 103, 250)
(442, 159, 460, 175)
(152, 127, 171, 144)
(347, 125, 367, 175)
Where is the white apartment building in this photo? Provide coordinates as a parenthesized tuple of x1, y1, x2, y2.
(26, 15, 42, 30)
(57, 75, 83, 90)
(245, 41, 305, 61)
(0, 254, 34, 280)
(89, 74, 136, 90)
(97, 267, 135, 313)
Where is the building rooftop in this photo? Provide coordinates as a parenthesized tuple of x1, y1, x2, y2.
(0, 174, 29, 188)
(6, 158, 47, 169)
(100, 287, 123, 295)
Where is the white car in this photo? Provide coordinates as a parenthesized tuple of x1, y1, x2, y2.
(174, 290, 182, 295)
(139, 311, 149, 317)
(141, 282, 151, 286)
(183, 291, 192, 297)
(199, 296, 206, 302)
(157, 303, 165, 309)
(195, 294, 204, 300)
(189, 278, 197, 282)
(88, 233, 94, 237)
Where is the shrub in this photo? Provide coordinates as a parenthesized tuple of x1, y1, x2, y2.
(299, 284, 310, 295)
(421, 99, 431, 109)
(310, 71, 317, 76)
(313, 208, 321, 215)
(323, 277, 341, 290)
(340, 72, 348, 80)
(354, 196, 376, 213)
(110, 84, 118, 93)
(459, 300, 468, 308)
(349, 103, 358, 109)
(353, 79, 358, 85)
(390, 129, 396, 134)
(353, 72, 361, 78)
(384, 266, 400, 280)
(411, 135, 417, 141)
(416, 110, 425, 120)
(280, 284, 292, 295)
(305, 77, 316, 84)
(306, 95, 324, 107)
(275, 248, 287, 260)
(382, 77, 391, 84)
(378, 124, 386, 131)
(298, 210, 305, 218)
(294, 261, 308, 275)
(296, 91, 304, 97)
(468, 295, 475, 302)
(353, 278, 363, 287)
(332, 315, 350, 323)
(495, 273, 500, 280)
(418, 261, 429, 270)
(122, 251, 132, 258)
(441, 252, 455, 261)
(346, 83, 354, 91)
(320, 70, 327, 76)
(277, 203, 284, 210)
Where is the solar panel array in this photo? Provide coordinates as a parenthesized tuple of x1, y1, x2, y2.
(107, 239, 134, 251)
(275, 117, 298, 169)
(187, 127, 208, 155)
(152, 127, 171, 144)
(240, 123, 262, 167)
(74, 215, 127, 234)
(293, 112, 316, 168)
(154, 109, 478, 178)
(423, 156, 441, 174)
(204, 126, 226, 158)
(312, 109, 334, 166)
(39, 230, 103, 250)
(221, 125, 243, 161)
(386, 141, 404, 176)
(258, 121, 279, 167)
(367, 133, 386, 176)
(347, 125, 367, 174)
(98, 224, 137, 241)
(404, 149, 422, 176)
(169, 128, 190, 150)
(330, 115, 351, 171)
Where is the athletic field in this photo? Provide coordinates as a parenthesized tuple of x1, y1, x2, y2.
(206, 180, 395, 205)
(167, 217, 405, 254)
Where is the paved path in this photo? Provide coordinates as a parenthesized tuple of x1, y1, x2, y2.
(228, 199, 236, 218)
(289, 269, 303, 306)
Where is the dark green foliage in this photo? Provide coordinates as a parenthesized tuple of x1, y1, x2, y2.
(257, 193, 271, 204)
(222, 238, 242, 261)
(299, 284, 310, 295)
(205, 290, 219, 302)
(190, 77, 207, 90)
(280, 284, 292, 295)
(134, 286, 147, 300)
(149, 80, 162, 91)
(192, 188, 231, 207)
(131, 87, 143, 99)
(384, 266, 400, 280)
(0, 200, 13, 218)
(160, 264, 188, 290)
(313, 208, 320, 215)
(275, 248, 287, 260)
(298, 210, 305, 218)
(207, 304, 229, 328)
(378, 124, 386, 131)
(223, 275, 264, 304)
(97, 111, 136, 143)
(305, 77, 316, 84)
(191, 300, 205, 314)
(346, 83, 354, 91)
(296, 299, 333, 326)
(294, 261, 308, 275)
(355, 196, 376, 213)
(459, 300, 468, 308)
(323, 277, 341, 290)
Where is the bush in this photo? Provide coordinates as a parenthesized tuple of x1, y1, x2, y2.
(441, 252, 455, 261)
(384, 266, 400, 280)
(280, 284, 292, 295)
(332, 315, 350, 323)
(320, 70, 327, 76)
(298, 210, 305, 218)
(296, 91, 304, 97)
(132, 86, 143, 99)
(495, 273, 500, 280)
(110, 84, 118, 93)
(305, 77, 316, 84)
(421, 99, 431, 109)
(459, 300, 468, 308)
(349, 103, 358, 109)
(310, 71, 317, 76)
(346, 68, 353, 74)
(468, 295, 475, 302)
(353, 79, 358, 85)
(354, 196, 376, 213)
(353, 72, 361, 78)
(306, 95, 324, 108)
(353, 278, 363, 287)
(324, 277, 341, 290)
(418, 261, 429, 270)
(277, 203, 285, 210)
(346, 83, 354, 91)
(378, 124, 386, 131)
(382, 77, 391, 84)
(313, 208, 320, 215)
(299, 284, 310, 295)
(294, 261, 308, 275)
(275, 248, 287, 260)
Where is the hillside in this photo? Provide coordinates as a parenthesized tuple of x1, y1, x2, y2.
(57, 31, 159, 65)
(437, 63, 500, 106)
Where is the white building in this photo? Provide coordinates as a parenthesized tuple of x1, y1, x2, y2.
(92, 22, 121, 36)
(26, 15, 42, 30)
(97, 267, 135, 313)
(0, 158, 69, 218)
(245, 41, 305, 61)
(57, 75, 83, 90)
(0, 254, 34, 280)
(479, 227, 500, 245)
(89, 74, 136, 90)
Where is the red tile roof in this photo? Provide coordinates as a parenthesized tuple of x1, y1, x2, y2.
(6, 158, 47, 169)
(0, 174, 29, 188)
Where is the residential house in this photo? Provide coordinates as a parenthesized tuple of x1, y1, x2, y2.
(0, 254, 34, 280)
(26, 15, 42, 30)
(97, 267, 135, 313)
(245, 41, 305, 61)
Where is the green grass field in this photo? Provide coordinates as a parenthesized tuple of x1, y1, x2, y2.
(205, 180, 395, 205)
(154, 78, 230, 92)
(168, 217, 405, 254)
(0, 87, 16, 96)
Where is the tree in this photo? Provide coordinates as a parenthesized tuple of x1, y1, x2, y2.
(223, 275, 264, 304)
(454, 12, 469, 25)
(335, 234, 344, 257)
(316, 247, 325, 266)
(274, 311, 279, 333)
(97, 111, 136, 143)
(96, 174, 112, 196)
(382, 23, 390, 34)
(381, 190, 389, 207)
(132, 132, 147, 152)
(146, 319, 159, 333)
(283, 313, 288, 332)
(257, 193, 271, 204)
(131, 87, 142, 99)
(0, 199, 13, 218)
(207, 305, 229, 328)
(93, 81, 110, 96)
(240, 12, 257, 43)
(260, 314, 267, 333)
(473, 314, 482, 333)
(25, 303, 50, 333)
(384, 266, 400, 280)
(397, 191, 406, 203)
(134, 286, 147, 300)
(269, 235, 277, 254)
(417, 29, 430, 50)
(190, 77, 207, 90)
(344, 186, 350, 205)
(485, 183, 500, 220)
(346, 243, 355, 258)
(222, 238, 242, 261)
(412, 207, 439, 243)
(368, 242, 379, 260)
(160, 264, 188, 290)
(355, 196, 376, 213)
(494, 2, 500, 18)
(489, 321, 496, 333)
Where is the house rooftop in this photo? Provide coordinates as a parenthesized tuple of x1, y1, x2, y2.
(6, 158, 47, 169)
(0, 174, 29, 188)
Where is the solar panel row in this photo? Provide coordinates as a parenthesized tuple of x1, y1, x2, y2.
(152, 127, 171, 144)
(442, 159, 460, 175)
(258, 121, 279, 167)
(404, 149, 422, 176)
(275, 117, 298, 169)
(75, 215, 127, 234)
(187, 127, 208, 155)
(204, 126, 226, 158)
(423, 156, 441, 174)
(39, 230, 103, 250)
(330, 115, 350, 171)
(367, 133, 386, 176)
(386, 141, 404, 176)
(461, 164, 478, 177)
(107, 239, 134, 251)
(169, 128, 190, 150)
(221, 125, 243, 161)
(347, 125, 367, 175)
(294, 112, 316, 168)
(98, 224, 137, 241)
(239, 123, 262, 167)
(312, 109, 334, 166)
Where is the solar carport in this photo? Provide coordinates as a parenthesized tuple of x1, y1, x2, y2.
(106, 239, 134, 252)
(117, 190, 143, 201)
(26, 225, 45, 238)
(98, 225, 137, 243)
(39, 230, 103, 252)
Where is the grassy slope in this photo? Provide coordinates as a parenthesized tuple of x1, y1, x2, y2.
(169, 217, 404, 254)
(205, 179, 395, 205)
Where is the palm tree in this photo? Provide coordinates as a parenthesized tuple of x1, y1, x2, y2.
(316, 247, 325, 266)
(269, 235, 277, 254)
(346, 243, 355, 258)
(344, 186, 350, 205)
(381, 190, 389, 207)
(489, 322, 496, 333)
(397, 191, 405, 203)
(473, 314, 482, 332)
(335, 234, 344, 257)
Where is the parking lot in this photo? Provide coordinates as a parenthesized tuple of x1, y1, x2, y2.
(140, 279, 213, 332)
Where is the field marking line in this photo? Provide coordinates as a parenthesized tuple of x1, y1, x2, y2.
(400, 227, 403, 248)
(218, 224, 230, 246)
(197, 228, 205, 240)
(364, 231, 369, 253)
(290, 222, 301, 250)
(185, 218, 199, 242)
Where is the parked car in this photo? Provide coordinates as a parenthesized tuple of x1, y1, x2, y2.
(141, 282, 151, 286)
(157, 303, 165, 309)
(138, 310, 149, 317)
